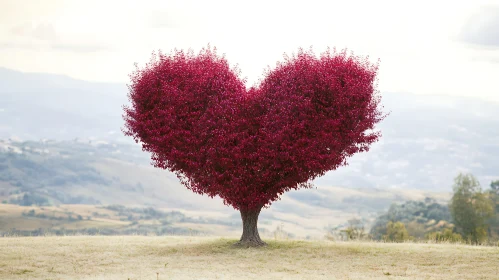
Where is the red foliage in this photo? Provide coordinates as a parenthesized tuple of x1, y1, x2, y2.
(123, 46, 385, 211)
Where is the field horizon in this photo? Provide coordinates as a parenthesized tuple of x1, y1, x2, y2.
(1, 235, 498, 280)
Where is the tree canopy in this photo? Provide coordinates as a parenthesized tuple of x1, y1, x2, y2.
(123, 46, 384, 211)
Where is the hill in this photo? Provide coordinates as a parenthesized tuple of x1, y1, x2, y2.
(0, 67, 128, 142)
(318, 91, 499, 191)
(0, 139, 449, 239)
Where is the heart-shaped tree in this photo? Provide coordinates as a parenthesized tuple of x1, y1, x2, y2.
(123, 46, 385, 247)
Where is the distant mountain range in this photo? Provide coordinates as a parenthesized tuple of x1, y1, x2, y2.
(1, 67, 498, 192)
(0, 67, 128, 142)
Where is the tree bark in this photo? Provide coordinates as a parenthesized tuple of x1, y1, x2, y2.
(233, 206, 267, 247)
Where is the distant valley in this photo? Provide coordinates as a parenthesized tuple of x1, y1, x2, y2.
(0, 138, 450, 238)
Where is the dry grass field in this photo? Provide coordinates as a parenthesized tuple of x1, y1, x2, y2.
(1, 236, 498, 280)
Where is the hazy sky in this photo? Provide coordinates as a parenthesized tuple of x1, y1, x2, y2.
(1, 0, 499, 101)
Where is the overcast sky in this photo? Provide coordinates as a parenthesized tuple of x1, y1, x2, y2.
(1, 0, 498, 102)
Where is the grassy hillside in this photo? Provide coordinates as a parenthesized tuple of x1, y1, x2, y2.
(0, 139, 452, 239)
(1, 236, 498, 279)
(0, 204, 245, 238)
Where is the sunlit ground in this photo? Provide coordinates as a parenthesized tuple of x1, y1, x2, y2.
(1, 236, 498, 279)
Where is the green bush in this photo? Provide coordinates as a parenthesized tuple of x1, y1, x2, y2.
(383, 221, 411, 242)
(370, 198, 451, 240)
(426, 228, 463, 243)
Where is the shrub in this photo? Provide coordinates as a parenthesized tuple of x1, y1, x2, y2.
(341, 218, 368, 240)
(426, 228, 463, 243)
(383, 221, 411, 242)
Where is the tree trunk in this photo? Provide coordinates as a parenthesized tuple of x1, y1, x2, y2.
(233, 206, 267, 247)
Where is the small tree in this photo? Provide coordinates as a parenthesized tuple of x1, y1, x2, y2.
(384, 221, 410, 242)
(123, 46, 385, 246)
(341, 218, 367, 240)
(449, 173, 494, 244)
(490, 180, 499, 194)
(487, 180, 499, 240)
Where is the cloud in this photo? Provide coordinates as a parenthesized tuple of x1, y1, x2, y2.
(449, 124, 468, 133)
(471, 55, 499, 64)
(51, 43, 111, 53)
(420, 138, 453, 151)
(459, 6, 499, 48)
(4, 21, 110, 53)
(0, 42, 42, 50)
(0, 42, 109, 53)
(149, 10, 178, 29)
(10, 22, 57, 41)
(386, 160, 410, 170)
